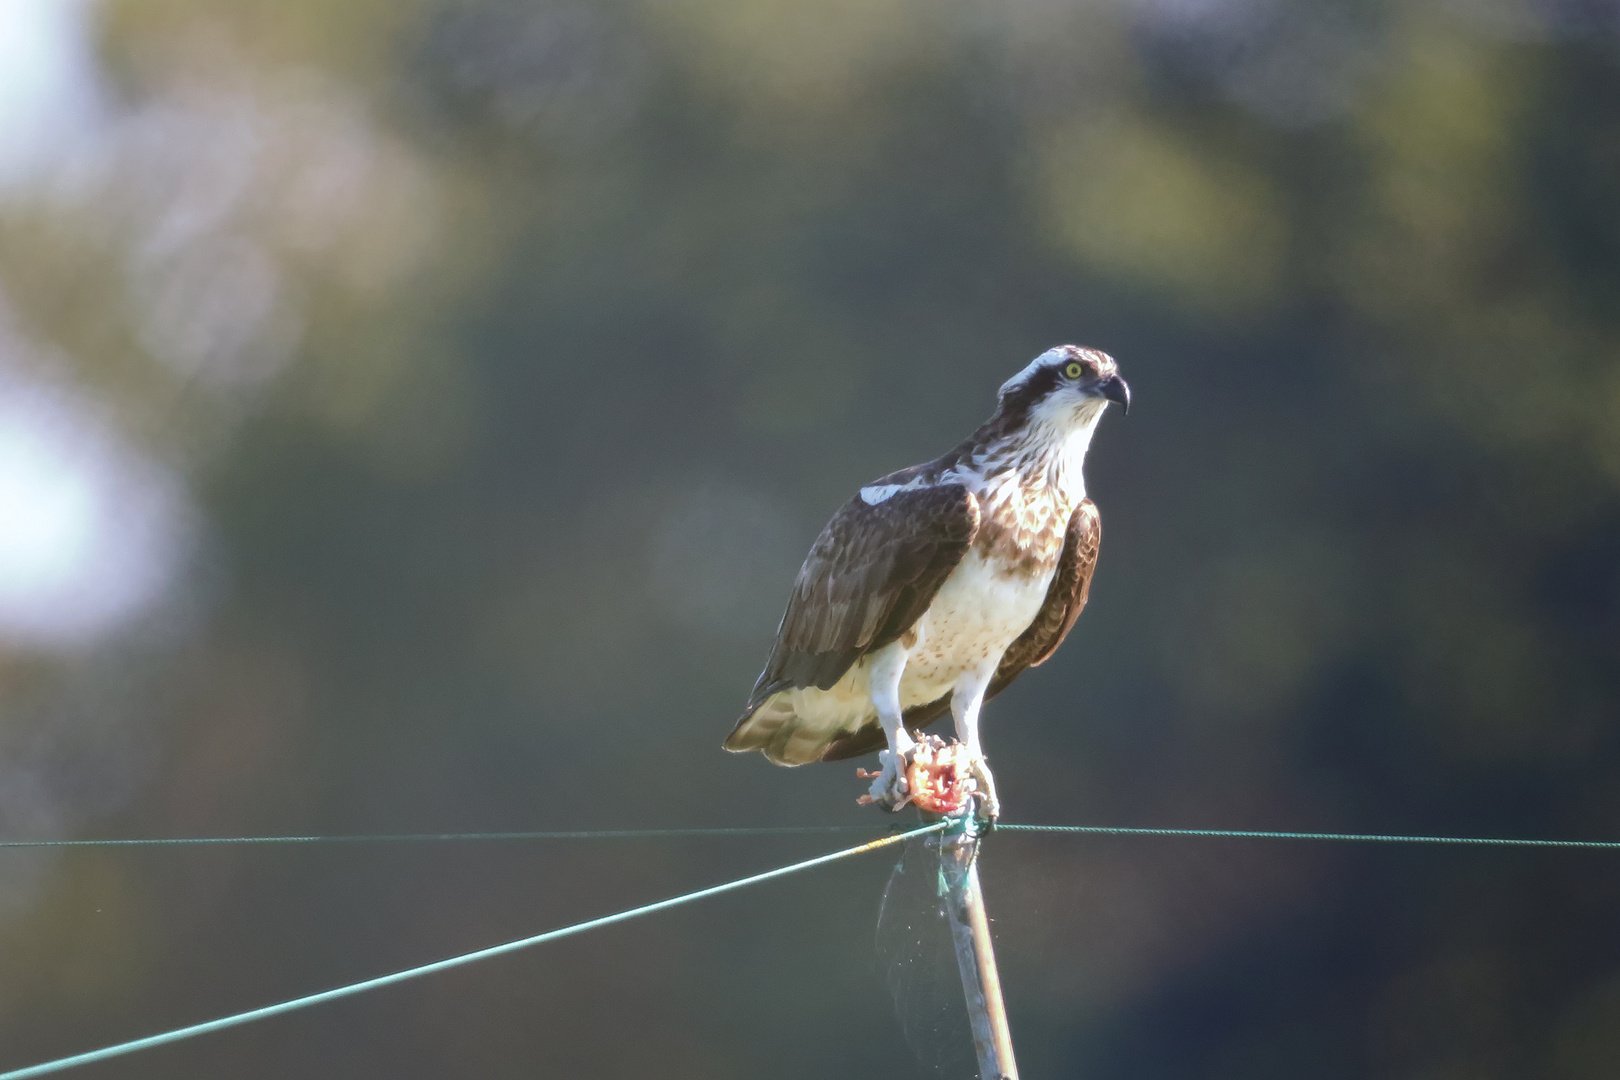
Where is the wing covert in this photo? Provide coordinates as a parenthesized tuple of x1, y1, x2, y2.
(749, 483, 980, 703)
(994, 497, 1100, 677)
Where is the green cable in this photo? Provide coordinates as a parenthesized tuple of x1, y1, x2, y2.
(0, 820, 946, 1080)
(4, 817, 1617, 1077)
(0, 825, 889, 849)
(8, 823, 1620, 850)
(996, 824, 1620, 848)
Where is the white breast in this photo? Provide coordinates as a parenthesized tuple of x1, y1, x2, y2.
(895, 548, 1053, 708)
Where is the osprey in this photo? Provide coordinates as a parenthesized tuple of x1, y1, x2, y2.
(724, 345, 1129, 816)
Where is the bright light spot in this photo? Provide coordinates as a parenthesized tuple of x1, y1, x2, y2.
(0, 372, 193, 649)
(0, 423, 98, 602)
(0, 0, 103, 186)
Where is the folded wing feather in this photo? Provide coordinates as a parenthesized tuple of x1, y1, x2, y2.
(732, 483, 980, 723)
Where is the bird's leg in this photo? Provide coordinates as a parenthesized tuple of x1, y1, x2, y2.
(951, 661, 1000, 821)
(860, 642, 914, 811)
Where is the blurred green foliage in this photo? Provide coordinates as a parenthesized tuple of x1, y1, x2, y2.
(2, 1, 1619, 1077)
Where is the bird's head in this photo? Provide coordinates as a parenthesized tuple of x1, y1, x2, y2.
(995, 345, 1130, 435)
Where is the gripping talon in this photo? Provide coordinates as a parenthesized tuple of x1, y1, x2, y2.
(857, 748, 912, 810)
(856, 736, 1002, 818)
(961, 752, 1000, 821)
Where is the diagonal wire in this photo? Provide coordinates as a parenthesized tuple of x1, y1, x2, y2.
(996, 824, 1620, 848)
(0, 825, 891, 849)
(3, 818, 1617, 1077)
(0, 820, 946, 1080)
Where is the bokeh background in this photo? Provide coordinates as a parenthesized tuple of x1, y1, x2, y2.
(2, 0, 1620, 1076)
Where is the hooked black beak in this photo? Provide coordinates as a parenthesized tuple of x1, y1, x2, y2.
(1099, 374, 1130, 414)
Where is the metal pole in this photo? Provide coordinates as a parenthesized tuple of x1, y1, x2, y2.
(940, 827, 1019, 1080)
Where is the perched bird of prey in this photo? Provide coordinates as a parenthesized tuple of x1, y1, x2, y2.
(724, 345, 1129, 816)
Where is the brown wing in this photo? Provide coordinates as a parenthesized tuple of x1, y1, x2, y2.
(738, 484, 980, 712)
(820, 498, 1100, 761)
(992, 497, 1101, 677)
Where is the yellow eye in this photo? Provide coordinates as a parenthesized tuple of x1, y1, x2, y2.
(1063, 361, 1085, 379)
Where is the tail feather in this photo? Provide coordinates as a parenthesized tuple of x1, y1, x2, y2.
(724, 693, 845, 766)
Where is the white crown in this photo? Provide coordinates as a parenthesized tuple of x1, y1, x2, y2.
(998, 347, 1068, 398)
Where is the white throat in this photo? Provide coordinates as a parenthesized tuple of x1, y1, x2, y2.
(958, 397, 1106, 511)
